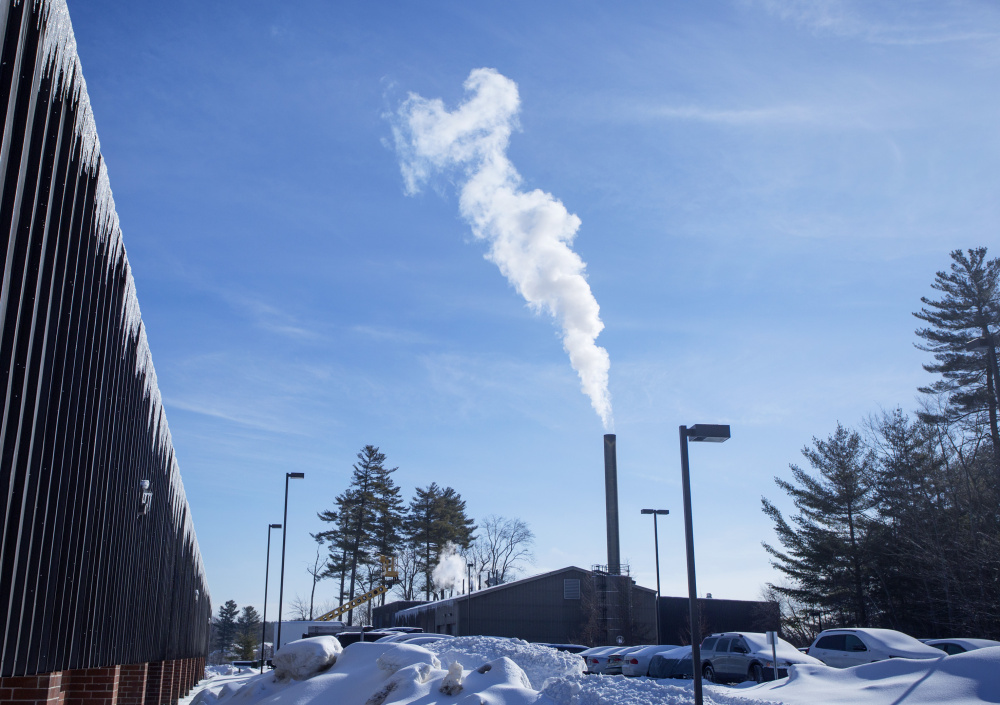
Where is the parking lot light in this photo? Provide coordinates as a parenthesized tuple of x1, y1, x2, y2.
(640, 509, 669, 644)
(680, 424, 730, 705)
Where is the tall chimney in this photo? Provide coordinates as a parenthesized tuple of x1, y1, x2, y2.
(603, 434, 620, 575)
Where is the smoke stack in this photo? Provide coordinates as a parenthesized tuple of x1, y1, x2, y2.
(604, 434, 620, 575)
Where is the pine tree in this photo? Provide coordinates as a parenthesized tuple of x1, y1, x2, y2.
(762, 424, 877, 627)
(914, 247, 1000, 468)
(214, 600, 239, 658)
(317, 445, 404, 623)
(404, 483, 476, 599)
(234, 606, 262, 661)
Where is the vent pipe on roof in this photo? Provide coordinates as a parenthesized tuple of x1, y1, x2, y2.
(604, 434, 621, 575)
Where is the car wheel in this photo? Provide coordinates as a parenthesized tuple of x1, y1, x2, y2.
(703, 664, 716, 683)
(749, 663, 764, 683)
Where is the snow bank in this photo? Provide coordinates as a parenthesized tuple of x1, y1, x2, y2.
(730, 646, 1000, 705)
(424, 636, 584, 688)
(193, 639, 546, 705)
(272, 635, 342, 680)
(542, 675, 776, 705)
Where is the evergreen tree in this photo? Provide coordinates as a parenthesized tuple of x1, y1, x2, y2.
(214, 600, 239, 658)
(404, 483, 476, 599)
(234, 605, 262, 661)
(914, 247, 1000, 468)
(317, 445, 404, 623)
(762, 424, 877, 627)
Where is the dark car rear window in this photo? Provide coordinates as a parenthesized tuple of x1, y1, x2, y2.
(715, 638, 732, 653)
(816, 634, 847, 651)
(702, 637, 718, 651)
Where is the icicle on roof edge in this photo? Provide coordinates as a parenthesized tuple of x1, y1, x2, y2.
(36, 0, 205, 576)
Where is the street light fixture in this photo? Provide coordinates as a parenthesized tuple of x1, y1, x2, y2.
(679, 423, 730, 705)
(276, 472, 305, 651)
(640, 509, 669, 644)
(260, 523, 282, 673)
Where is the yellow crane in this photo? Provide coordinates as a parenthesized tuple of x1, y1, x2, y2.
(315, 555, 399, 622)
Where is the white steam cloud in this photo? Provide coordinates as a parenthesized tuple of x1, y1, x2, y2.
(392, 68, 613, 429)
(432, 543, 468, 593)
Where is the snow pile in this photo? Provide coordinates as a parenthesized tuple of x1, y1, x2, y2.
(542, 675, 777, 705)
(271, 635, 342, 680)
(192, 638, 544, 705)
(731, 646, 1000, 705)
(424, 636, 583, 689)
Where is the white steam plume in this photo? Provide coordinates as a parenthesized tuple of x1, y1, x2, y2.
(432, 543, 468, 593)
(392, 68, 613, 429)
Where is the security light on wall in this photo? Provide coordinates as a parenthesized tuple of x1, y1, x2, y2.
(139, 479, 152, 515)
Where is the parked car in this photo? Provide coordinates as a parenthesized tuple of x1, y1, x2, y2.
(535, 643, 590, 654)
(807, 628, 943, 667)
(701, 632, 823, 683)
(648, 646, 694, 680)
(376, 633, 454, 646)
(580, 646, 618, 674)
(621, 644, 682, 677)
(924, 638, 1000, 655)
(605, 645, 652, 675)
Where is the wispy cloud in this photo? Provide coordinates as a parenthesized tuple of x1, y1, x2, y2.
(220, 291, 321, 340)
(644, 103, 818, 126)
(751, 0, 1000, 46)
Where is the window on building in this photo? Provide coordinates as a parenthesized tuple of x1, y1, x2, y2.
(564, 579, 581, 599)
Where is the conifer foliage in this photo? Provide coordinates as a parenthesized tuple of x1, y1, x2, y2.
(763, 247, 1000, 640)
(316, 447, 479, 618)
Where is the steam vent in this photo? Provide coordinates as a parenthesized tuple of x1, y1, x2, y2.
(0, 1, 210, 699)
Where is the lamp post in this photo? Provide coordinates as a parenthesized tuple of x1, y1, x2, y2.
(260, 523, 282, 673)
(640, 509, 669, 644)
(276, 472, 305, 651)
(679, 424, 730, 705)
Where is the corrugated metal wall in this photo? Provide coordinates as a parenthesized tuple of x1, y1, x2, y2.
(0, 0, 211, 678)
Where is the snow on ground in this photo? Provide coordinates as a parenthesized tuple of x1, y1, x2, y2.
(729, 646, 1000, 705)
(183, 636, 1000, 705)
(423, 636, 584, 688)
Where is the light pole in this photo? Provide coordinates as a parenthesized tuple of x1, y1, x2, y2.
(276, 472, 305, 651)
(260, 523, 282, 673)
(679, 424, 730, 705)
(640, 509, 669, 644)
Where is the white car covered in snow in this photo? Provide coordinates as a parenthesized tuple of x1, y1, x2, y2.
(807, 628, 944, 667)
(925, 638, 1000, 655)
(620, 644, 682, 677)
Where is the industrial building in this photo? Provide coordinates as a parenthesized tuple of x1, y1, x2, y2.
(375, 566, 657, 646)
(0, 2, 210, 703)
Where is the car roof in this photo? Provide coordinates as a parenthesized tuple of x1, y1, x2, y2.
(926, 638, 1000, 649)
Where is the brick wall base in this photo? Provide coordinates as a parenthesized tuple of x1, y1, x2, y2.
(0, 658, 205, 705)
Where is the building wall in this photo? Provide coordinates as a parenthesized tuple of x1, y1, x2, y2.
(388, 567, 658, 646)
(0, 0, 211, 687)
(658, 597, 780, 645)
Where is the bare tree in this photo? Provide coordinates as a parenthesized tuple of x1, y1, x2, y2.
(472, 515, 535, 584)
(288, 595, 310, 621)
(393, 546, 420, 601)
(306, 533, 327, 620)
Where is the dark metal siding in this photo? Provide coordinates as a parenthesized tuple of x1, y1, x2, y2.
(0, 0, 211, 677)
(658, 597, 780, 645)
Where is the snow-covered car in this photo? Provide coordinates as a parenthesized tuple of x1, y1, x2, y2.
(924, 638, 1000, 655)
(648, 646, 694, 680)
(620, 644, 682, 677)
(605, 645, 652, 675)
(807, 628, 944, 668)
(701, 632, 823, 683)
(580, 646, 617, 674)
(534, 643, 589, 653)
(375, 633, 452, 645)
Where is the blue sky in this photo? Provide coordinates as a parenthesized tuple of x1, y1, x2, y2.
(65, 0, 1000, 615)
